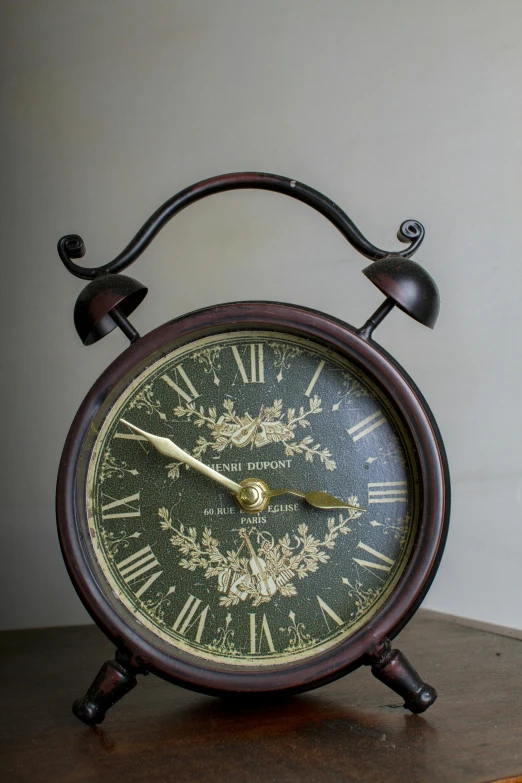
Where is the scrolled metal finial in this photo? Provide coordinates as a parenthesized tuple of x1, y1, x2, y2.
(58, 234, 86, 266)
(58, 233, 96, 280)
(397, 220, 425, 246)
(57, 172, 426, 281)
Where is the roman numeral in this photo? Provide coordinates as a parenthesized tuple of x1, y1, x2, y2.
(161, 365, 200, 403)
(368, 481, 407, 504)
(101, 492, 141, 520)
(116, 545, 163, 598)
(316, 596, 343, 629)
(173, 595, 209, 642)
(353, 541, 395, 573)
(347, 410, 386, 441)
(249, 613, 275, 654)
(231, 344, 265, 383)
(304, 360, 325, 397)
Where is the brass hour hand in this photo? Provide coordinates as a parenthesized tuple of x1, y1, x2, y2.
(266, 488, 366, 512)
(119, 420, 242, 495)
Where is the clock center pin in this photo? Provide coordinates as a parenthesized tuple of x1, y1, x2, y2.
(237, 477, 270, 513)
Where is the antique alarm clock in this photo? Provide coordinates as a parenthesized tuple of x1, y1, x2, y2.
(57, 173, 450, 725)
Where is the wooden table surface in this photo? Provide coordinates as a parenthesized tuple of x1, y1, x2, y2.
(1, 610, 521, 783)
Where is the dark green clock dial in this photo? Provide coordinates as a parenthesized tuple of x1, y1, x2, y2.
(87, 331, 419, 666)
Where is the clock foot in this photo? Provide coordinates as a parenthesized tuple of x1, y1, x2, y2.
(367, 639, 437, 714)
(72, 649, 146, 726)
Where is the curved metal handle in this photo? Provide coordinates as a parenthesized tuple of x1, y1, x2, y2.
(57, 172, 425, 280)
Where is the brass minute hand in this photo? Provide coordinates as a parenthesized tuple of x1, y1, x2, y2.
(120, 420, 242, 494)
(120, 420, 365, 513)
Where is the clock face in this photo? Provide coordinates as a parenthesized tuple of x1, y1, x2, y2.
(84, 330, 420, 667)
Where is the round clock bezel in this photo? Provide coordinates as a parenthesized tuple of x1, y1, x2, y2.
(57, 301, 450, 697)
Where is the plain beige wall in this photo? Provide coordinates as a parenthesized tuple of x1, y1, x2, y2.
(1, 0, 521, 630)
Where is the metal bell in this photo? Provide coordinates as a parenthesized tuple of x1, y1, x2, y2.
(74, 274, 148, 345)
(362, 255, 440, 328)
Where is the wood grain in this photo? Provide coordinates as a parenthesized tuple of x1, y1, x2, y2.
(1, 610, 521, 783)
